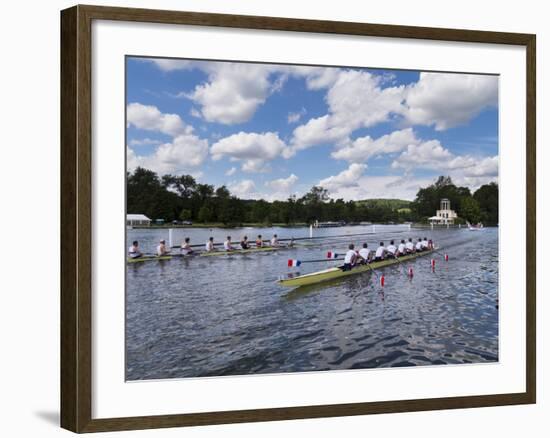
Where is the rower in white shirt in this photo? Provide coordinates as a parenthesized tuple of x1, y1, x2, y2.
(128, 240, 142, 259)
(386, 240, 397, 257)
(397, 239, 406, 256)
(415, 238, 424, 252)
(270, 234, 279, 247)
(205, 237, 216, 252)
(157, 239, 170, 256)
(375, 242, 387, 261)
(422, 237, 429, 249)
(405, 238, 415, 253)
(358, 243, 372, 264)
(343, 244, 357, 271)
(180, 237, 193, 255)
(224, 236, 235, 251)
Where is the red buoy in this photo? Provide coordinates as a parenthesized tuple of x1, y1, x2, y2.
(380, 275, 385, 287)
(408, 267, 414, 277)
(431, 259, 436, 270)
(444, 253, 449, 262)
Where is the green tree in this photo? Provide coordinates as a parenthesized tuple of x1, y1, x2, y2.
(474, 182, 499, 225)
(460, 197, 483, 223)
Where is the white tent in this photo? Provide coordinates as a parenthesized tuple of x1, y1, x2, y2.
(126, 214, 151, 226)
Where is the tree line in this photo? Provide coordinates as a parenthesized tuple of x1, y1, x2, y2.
(127, 168, 498, 226)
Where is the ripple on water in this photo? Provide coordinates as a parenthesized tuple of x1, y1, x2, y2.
(126, 226, 499, 379)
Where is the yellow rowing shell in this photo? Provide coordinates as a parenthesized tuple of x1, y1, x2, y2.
(127, 255, 172, 263)
(278, 249, 436, 287)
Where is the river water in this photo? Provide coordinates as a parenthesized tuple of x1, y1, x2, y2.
(126, 225, 498, 380)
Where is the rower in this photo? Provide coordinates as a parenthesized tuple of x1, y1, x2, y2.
(343, 244, 357, 271)
(205, 237, 216, 252)
(405, 238, 415, 253)
(358, 243, 372, 264)
(387, 240, 397, 257)
(428, 238, 434, 250)
(240, 235, 250, 250)
(422, 237, 429, 250)
(256, 234, 264, 247)
(375, 242, 386, 261)
(270, 234, 279, 247)
(397, 239, 406, 256)
(181, 237, 193, 255)
(157, 239, 170, 256)
(224, 236, 235, 251)
(128, 240, 142, 259)
(415, 238, 424, 252)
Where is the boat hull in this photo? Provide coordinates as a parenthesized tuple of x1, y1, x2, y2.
(278, 249, 436, 287)
(127, 255, 172, 263)
(200, 246, 282, 257)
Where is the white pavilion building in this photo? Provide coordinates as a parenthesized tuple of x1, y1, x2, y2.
(428, 198, 458, 225)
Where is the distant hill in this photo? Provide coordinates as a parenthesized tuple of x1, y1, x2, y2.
(355, 198, 412, 210)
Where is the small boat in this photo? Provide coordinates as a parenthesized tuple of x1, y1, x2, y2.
(200, 246, 281, 257)
(466, 221, 484, 231)
(278, 248, 436, 288)
(127, 255, 172, 263)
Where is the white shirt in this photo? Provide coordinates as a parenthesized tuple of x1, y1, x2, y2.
(157, 244, 168, 256)
(270, 237, 278, 246)
(205, 241, 214, 251)
(405, 242, 414, 251)
(387, 244, 397, 255)
(415, 242, 423, 251)
(375, 246, 385, 258)
(422, 240, 429, 248)
(398, 243, 406, 254)
(128, 245, 140, 258)
(181, 244, 192, 255)
(344, 249, 357, 264)
(224, 240, 233, 250)
(359, 248, 371, 260)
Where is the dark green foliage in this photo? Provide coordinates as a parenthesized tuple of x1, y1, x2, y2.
(127, 169, 497, 226)
(410, 175, 498, 224)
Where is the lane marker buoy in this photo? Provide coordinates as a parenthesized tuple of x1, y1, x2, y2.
(380, 275, 385, 287)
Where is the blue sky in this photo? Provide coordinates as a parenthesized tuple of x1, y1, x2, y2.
(126, 57, 498, 201)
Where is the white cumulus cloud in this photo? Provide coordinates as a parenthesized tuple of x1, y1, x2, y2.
(211, 132, 289, 173)
(266, 174, 298, 192)
(331, 128, 419, 163)
(403, 72, 498, 130)
(127, 103, 192, 137)
(319, 163, 367, 191)
(228, 179, 256, 198)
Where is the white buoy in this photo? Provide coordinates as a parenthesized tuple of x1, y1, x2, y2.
(373, 224, 376, 233)
(431, 223, 434, 230)
(309, 224, 313, 238)
(169, 228, 173, 248)
(408, 223, 411, 232)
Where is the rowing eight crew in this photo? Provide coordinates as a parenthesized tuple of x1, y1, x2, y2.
(196, 234, 290, 254)
(343, 237, 433, 271)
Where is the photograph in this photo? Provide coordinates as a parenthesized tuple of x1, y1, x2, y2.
(125, 56, 499, 381)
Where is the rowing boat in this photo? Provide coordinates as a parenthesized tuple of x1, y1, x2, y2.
(278, 248, 436, 287)
(199, 246, 282, 257)
(127, 255, 172, 263)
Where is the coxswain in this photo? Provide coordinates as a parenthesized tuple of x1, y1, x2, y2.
(205, 236, 216, 252)
(387, 240, 397, 257)
(428, 238, 434, 250)
(181, 237, 193, 255)
(255, 234, 264, 247)
(397, 239, 406, 256)
(157, 239, 170, 256)
(422, 237, 429, 250)
(405, 238, 415, 253)
(343, 244, 357, 271)
(375, 241, 387, 261)
(270, 234, 279, 247)
(240, 235, 250, 249)
(358, 243, 372, 264)
(224, 236, 235, 251)
(128, 240, 142, 259)
(415, 238, 424, 252)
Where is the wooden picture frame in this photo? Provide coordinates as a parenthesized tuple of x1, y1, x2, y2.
(60, 4, 536, 433)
